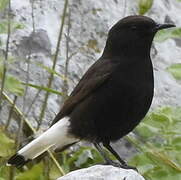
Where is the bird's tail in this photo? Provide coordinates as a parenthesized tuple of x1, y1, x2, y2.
(7, 117, 78, 168)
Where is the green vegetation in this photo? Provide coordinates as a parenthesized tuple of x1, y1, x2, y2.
(155, 28, 181, 42)
(129, 107, 181, 180)
(0, 0, 8, 11)
(0, 20, 25, 34)
(167, 63, 181, 80)
(0, 59, 24, 96)
(138, 0, 154, 15)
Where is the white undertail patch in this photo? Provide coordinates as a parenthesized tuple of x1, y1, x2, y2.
(18, 117, 79, 160)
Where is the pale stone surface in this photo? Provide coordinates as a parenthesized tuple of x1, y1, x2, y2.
(57, 165, 145, 180)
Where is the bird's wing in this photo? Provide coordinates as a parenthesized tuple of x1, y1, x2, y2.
(51, 59, 118, 125)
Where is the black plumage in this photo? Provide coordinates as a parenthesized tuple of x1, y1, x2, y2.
(52, 16, 173, 143)
(8, 15, 175, 168)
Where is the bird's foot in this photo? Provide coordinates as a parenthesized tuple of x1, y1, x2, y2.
(105, 160, 138, 171)
(119, 163, 138, 171)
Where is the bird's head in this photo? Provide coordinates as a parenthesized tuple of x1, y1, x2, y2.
(104, 15, 175, 57)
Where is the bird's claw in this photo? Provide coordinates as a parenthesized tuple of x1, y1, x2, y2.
(105, 160, 138, 171)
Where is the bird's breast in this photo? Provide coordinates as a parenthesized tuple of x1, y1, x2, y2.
(69, 58, 154, 142)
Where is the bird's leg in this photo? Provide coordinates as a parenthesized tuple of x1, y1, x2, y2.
(94, 143, 126, 168)
(103, 142, 137, 170)
(94, 142, 129, 168)
(94, 143, 113, 165)
(102, 142, 127, 165)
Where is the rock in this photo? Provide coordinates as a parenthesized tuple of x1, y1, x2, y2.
(16, 29, 52, 57)
(57, 165, 145, 180)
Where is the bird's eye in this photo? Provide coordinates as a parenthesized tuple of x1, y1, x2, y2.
(131, 26, 137, 30)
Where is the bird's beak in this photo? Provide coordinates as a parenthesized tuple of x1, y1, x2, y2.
(154, 23, 176, 31)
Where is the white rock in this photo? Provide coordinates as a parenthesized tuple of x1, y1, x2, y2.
(57, 165, 145, 180)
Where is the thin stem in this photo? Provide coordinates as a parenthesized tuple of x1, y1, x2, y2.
(122, 0, 127, 17)
(2, 92, 36, 133)
(38, 0, 69, 129)
(9, 166, 15, 180)
(23, 55, 31, 113)
(3, 1, 14, 179)
(31, 0, 35, 32)
(0, 0, 11, 104)
(62, 8, 71, 97)
(43, 156, 50, 179)
(125, 135, 144, 152)
(21, 0, 36, 116)
(16, 117, 24, 150)
(25, 89, 41, 117)
(22, 0, 35, 113)
(48, 150, 65, 175)
(5, 95, 17, 130)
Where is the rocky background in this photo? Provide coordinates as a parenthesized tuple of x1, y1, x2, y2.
(0, 0, 181, 160)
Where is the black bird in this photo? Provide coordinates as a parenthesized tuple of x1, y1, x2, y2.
(7, 15, 175, 168)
